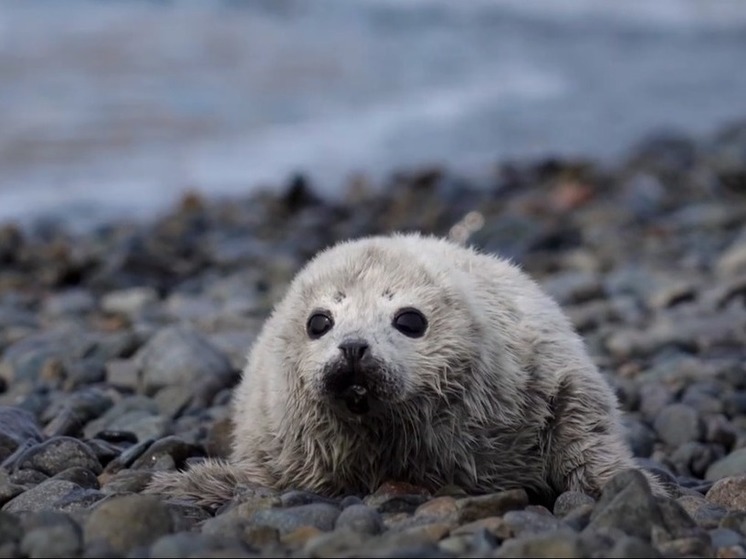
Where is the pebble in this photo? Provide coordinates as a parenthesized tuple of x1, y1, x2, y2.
(135, 325, 234, 397)
(653, 403, 704, 447)
(83, 494, 174, 555)
(455, 489, 529, 523)
(706, 448, 746, 481)
(3, 480, 84, 514)
(13, 436, 102, 477)
(553, 491, 596, 517)
(20, 511, 82, 558)
(335, 504, 384, 535)
(706, 475, 746, 511)
(0, 120, 744, 558)
(248, 503, 341, 534)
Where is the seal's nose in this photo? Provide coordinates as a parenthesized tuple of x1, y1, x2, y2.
(338, 339, 369, 364)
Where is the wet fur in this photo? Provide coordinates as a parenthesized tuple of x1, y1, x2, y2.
(147, 233, 664, 506)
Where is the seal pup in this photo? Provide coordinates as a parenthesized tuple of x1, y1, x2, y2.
(147, 232, 663, 506)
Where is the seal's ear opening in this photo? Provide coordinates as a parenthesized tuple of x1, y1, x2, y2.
(393, 307, 428, 338)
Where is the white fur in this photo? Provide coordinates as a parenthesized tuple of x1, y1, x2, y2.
(148, 233, 663, 506)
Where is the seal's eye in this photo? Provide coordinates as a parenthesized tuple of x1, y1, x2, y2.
(307, 311, 333, 339)
(393, 308, 428, 338)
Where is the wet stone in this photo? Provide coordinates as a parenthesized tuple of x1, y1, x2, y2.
(99, 469, 153, 495)
(101, 287, 158, 318)
(335, 504, 384, 535)
(706, 448, 746, 481)
(586, 469, 660, 542)
(3, 479, 81, 514)
(279, 489, 338, 508)
(129, 436, 204, 472)
(0, 406, 44, 462)
(20, 511, 82, 559)
(624, 417, 657, 458)
(553, 491, 596, 517)
(677, 495, 728, 529)
(414, 496, 458, 521)
(455, 489, 529, 523)
(13, 436, 102, 477)
(494, 531, 585, 558)
(710, 527, 745, 549)
(706, 475, 746, 511)
(720, 511, 746, 536)
(654, 403, 704, 447)
(669, 441, 722, 479)
(0, 468, 23, 503)
(51, 467, 100, 489)
(248, 503, 341, 534)
(83, 494, 174, 555)
(135, 325, 234, 396)
(150, 532, 234, 559)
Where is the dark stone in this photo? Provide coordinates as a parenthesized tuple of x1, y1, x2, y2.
(0, 406, 44, 463)
(129, 436, 205, 471)
(335, 504, 384, 535)
(653, 404, 704, 447)
(586, 469, 661, 541)
(249, 503, 341, 534)
(83, 495, 174, 555)
(13, 436, 102, 477)
(553, 491, 596, 517)
(455, 489, 529, 523)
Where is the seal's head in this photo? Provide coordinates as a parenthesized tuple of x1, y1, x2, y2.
(275, 236, 479, 418)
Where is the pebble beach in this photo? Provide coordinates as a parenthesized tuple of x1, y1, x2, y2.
(0, 120, 745, 558)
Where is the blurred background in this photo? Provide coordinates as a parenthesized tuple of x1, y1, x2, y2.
(1, 0, 746, 229)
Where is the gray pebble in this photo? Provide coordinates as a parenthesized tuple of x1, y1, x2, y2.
(0, 470, 24, 507)
(83, 494, 174, 555)
(706, 448, 746, 481)
(721, 511, 746, 536)
(101, 287, 158, 318)
(677, 495, 727, 529)
(250, 503, 341, 534)
(129, 436, 204, 471)
(586, 469, 659, 541)
(150, 532, 229, 559)
(14, 436, 102, 477)
(494, 531, 585, 558)
(669, 441, 723, 478)
(0, 406, 44, 462)
(42, 289, 95, 318)
(335, 504, 384, 535)
(654, 403, 703, 447)
(455, 489, 528, 523)
(639, 383, 674, 423)
(9, 469, 48, 487)
(0, 510, 22, 546)
(82, 395, 159, 439)
(502, 509, 564, 538)
(20, 511, 82, 558)
(553, 491, 596, 517)
(135, 325, 234, 396)
(51, 467, 100, 489)
(605, 535, 661, 558)
(99, 470, 153, 495)
(709, 527, 744, 549)
(2, 479, 81, 514)
(279, 489, 337, 508)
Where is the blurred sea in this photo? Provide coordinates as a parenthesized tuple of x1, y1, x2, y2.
(1, 0, 746, 228)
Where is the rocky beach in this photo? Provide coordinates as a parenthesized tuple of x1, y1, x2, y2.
(0, 120, 745, 558)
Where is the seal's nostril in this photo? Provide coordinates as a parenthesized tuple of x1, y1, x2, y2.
(338, 339, 369, 363)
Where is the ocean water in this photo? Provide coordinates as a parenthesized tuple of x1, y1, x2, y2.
(1, 0, 746, 228)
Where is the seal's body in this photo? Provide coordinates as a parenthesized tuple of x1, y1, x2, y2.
(148, 233, 662, 506)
